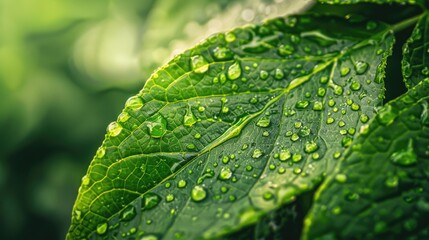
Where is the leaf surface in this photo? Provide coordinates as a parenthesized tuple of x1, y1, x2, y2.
(402, 13, 429, 89)
(303, 78, 429, 239)
(67, 15, 394, 239)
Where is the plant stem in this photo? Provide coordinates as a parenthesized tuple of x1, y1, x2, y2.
(391, 12, 427, 33)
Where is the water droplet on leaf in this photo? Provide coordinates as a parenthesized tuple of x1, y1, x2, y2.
(147, 114, 167, 138)
(227, 62, 242, 80)
(191, 186, 207, 202)
(191, 55, 209, 74)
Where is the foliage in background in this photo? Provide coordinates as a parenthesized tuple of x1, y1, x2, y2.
(67, 0, 429, 239)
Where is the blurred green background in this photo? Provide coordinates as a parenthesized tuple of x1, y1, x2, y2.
(0, 0, 313, 239)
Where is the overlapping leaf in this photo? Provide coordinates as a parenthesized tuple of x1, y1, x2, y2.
(67, 15, 394, 239)
(303, 78, 429, 239)
(402, 13, 429, 89)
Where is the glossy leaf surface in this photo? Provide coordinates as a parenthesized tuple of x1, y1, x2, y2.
(402, 14, 429, 89)
(303, 78, 429, 239)
(67, 15, 394, 239)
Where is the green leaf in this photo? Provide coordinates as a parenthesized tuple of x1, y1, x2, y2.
(317, 0, 422, 5)
(302, 78, 429, 239)
(402, 13, 429, 89)
(67, 15, 394, 239)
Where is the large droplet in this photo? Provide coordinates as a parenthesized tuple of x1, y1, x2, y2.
(191, 186, 207, 202)
(377, 104, 397, 126)
(219, 167, 233, 180)
(274, 68, 284, 80)
(184, 105, 197, 127)
(96, 222, 108, 235)
(212, 46, 233, 60)
(354, 61, 369, 74)
(121, 205, 136, 221)
(304, 141, 319, 153)
(142, 193, 162, 210)
(279, 149, 291, 161)
(191, 55, 209, 74)
(125, 96, 144, 110)
(390, 139, 417, 166)
(107, 122, 122, 137)
(252, 149, 263, 159)
(147, 114, 167, 138)
(118, 112, 130, 123)
(227, 62, 242, 80)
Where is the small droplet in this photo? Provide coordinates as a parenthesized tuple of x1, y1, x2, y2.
(313, 101, 323, 111)
(354, 61, 369, 74)
(422, 67, 429, 76)
(252, 149, 263, 159)
(295, 100, 309, 109)
(256, 118, 270, 128)
(274, 68, 284, 80)
(191, 186, 207, 202)
(96, 147, 105, 158)
(227, 62, 242, 80)
(118, 112, 130, 122)
(320, 76, 329, 84)
(125, 96, 144, 110)
(350, 81, 361, 91)
(333, 85, 343, 95)
(385, 176, 399, 188)
(142, 193, 162, 210)
(328, 99, 336, 107)
(351, 103, 360, 111)
(318, 88, 326, 97)
(212, 46, 233, 60)
(331, 206, 342, 215)
(342, 137, 353, 147)
(263, 192, 274, 200)
(304, 142, 319, 153)
(178, 180, 187, 188)
(326, 117, 334, 124)
(194, 133, 201, 139)
(335, 174, 347, 183)
(198, 106, 205, 112)
(166, 194, 175, 202)
(292, 153, 302, 162)
(219, 167, 233, 180)
(107, 122, 122, 137)
(340, 67, 350, 77)
(96, 222, 108, 235)
(81, 175, 90, 186)
(259, 70, 269, 80)
(278, 44, 295, 56)
(225, 32, 236, 42)
(299, 126, 311, 137)
(360, 114, 369, 123)
(291, 133, 300, 141)
(191, 55, 209, 74)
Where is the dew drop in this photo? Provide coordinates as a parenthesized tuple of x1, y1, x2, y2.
(304, 141, 319, 153)
(354, 61, 369, 74)
(96, 147, 105, 158)
(292, 153, 302, 162)
(147, 114, 167, 138)
(278, 44, 295, 56)
(227, 62, 242, 80)
(256, 117, 270, 128)
(326, 117, 334, 124)
(225, 32, 236, 42)
(81, 175, 90, 186)
(259, 70, 269, 80)
(279, 149, 291, 161)
(317, 88, 326, 97)
(118, 112, 130, 123)
(333, 85, 343, 95)
(291, 133, 300, 141)
(121, 206, 136, 221)
(142, 193, 162, 210)
(351, 103, 360, 111)
(252, 149, 263, 159)
(295, 100, 309, 109)
(377, 104, 397, 126)
(191, 55, 209, 74)
(313, 101, 323, 111)
(274, 68, 284, 80)
(96, 222, 108, 235)
(390, 139, 417, 166)
(340, 67, 350, 77)
(350, 81, 361, 91)
(320, 76, 329, 84)
(263, 192, 274, 200)
(219, 167, 233, 180)
(191, 186, 207, 202)
(212, 46, 233, 60)
(107, 122, 122, 137)
(166, 194, 175, 202)
(125, 96, 144, 110)
(360, 114, 369, 123)
(385, 176, 399, 188)
(194, 133, 201, 139)
(335, 174, 347, 183)
(141, 235, 158, 240)
(342, 137, 353, 147)
(178, 180, 187, 188)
